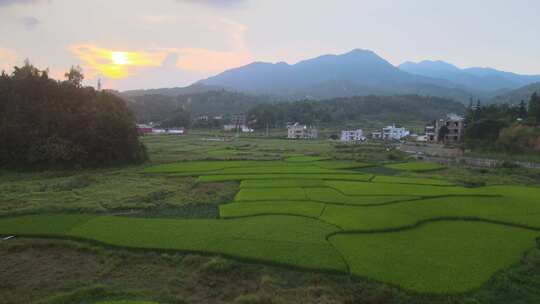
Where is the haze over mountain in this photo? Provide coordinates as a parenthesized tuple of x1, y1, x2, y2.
(399, 60, 540, 92)
(192, 49, 540, 103)
(197, 49, 477, 101)
(489, 82, 540, 105)
(122, 49, 540, 105)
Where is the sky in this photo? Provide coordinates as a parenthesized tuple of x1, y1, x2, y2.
(1, 0, 539, 91)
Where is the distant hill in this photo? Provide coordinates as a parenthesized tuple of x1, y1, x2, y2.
(198, 49, 475, 102)
(122, 49, 540, 106)
(399, 60, 540, 93)
(489, 82, 540, 105)
(122, 83, 223, 98)
(247, 95, 466, 129)
(125, 90, 277, 124)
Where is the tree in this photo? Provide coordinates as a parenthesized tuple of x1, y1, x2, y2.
(518, 100, 528, 120)
(0, 63, 147, 167)
(64, 65, 84, 88)
(528, 92, 539, 125)
(438, 125, 450, 143)
(497, 124, 540, 154)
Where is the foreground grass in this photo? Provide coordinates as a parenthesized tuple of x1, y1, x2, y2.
(330, 221, 539, 294)
(2, 135, 540, 300)
(385, 161, 447, 172)
(1, 213, 540, 294)
(0, 214, 346, 273)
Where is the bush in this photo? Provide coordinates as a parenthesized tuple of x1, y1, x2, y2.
(497, 124, 540, 154)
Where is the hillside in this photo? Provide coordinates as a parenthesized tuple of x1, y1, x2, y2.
(489, 82, 540, 104)
(198, 49, 475, 102)
(122, 83, 223, 98)
(125, 90, 277, 124)
(247, 95, 466, 128)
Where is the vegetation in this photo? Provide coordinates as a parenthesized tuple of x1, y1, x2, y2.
(330, 221, 538, 293)
(247, 95, 465, 128)
(464, 93, 540, 154)
(1, 134, 540, 302)
(384, 161, 446, 172)
(0, 62, 147, 167)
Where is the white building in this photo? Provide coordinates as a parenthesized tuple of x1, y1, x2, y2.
(340, 129, 365, 142)
(224, 124, 253, 132)
(372, 124, 410, 140)
(287, 123, 318, 139)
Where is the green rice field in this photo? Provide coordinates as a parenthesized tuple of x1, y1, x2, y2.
(1, 155, 540, 295)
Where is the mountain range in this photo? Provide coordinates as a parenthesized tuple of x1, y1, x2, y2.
(399, 60, 540, 93)
(123, 49, 540, 104)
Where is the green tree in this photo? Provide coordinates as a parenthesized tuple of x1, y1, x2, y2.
(497, 124, 540, 154)
(64, 65, 84, 88)
(0, 63, 147, 167)
(438, 125, 450, 143)
(528, 92, 539, 125)
(518, 100, 528, 120)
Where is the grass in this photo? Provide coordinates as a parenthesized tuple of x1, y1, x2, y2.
(385, 161, 447, 172)
(3, 134, 540, 299)
(330, 221, 539, 294)
(325, 180, 474, 196)
(304, 188, 419, 205)
(284, 156, 328, 162)
(198, 173, 372, 182)
(0, 214, 346, 273)
(320, 193, 540, 231)
(235, 188, 308, 201)
(0, 169, 238, 216)
(220, 201, 325, 218)
(372, 175, 455, 186)
(96, 301, 158, 304)
(240, 179, 325, 188)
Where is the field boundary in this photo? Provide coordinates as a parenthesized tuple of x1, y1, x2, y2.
(0, 232, 350, 275)
(326, 217, 540, 239)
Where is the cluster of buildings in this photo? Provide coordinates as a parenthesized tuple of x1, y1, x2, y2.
(286, 113, 465, 144)
(287, 123, 318, 139)
(142, 110, 465, 145)
(371, 124, 410, 141)
(425, 114, 465, 143)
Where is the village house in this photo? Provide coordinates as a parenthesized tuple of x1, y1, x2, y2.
(287, 123, 318, 139)
(224, 113, 253, 132)
(372, 124, 410, 140)
(340, 129, 365, 142)
(427, 114, 465, 143)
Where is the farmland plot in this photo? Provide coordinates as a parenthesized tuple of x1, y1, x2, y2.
(3, 157, 539, 295)
(330, 221, 539, 293)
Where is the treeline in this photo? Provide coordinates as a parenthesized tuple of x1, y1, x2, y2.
(464, 93, 540, 154)
(247, 95, 466, 129)
(0, 62, 147, 168)
(125, 90, 276, 126)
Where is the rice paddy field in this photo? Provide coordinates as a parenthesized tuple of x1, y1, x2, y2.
(1, 134, 540, 303)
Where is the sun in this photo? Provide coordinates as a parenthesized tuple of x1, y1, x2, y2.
(111, 51, 129, 65)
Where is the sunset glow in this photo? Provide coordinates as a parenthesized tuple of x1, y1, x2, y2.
(111, 52, 129, 65)
(70, 45, 167, 79)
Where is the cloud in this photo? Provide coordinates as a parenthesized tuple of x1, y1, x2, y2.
(175, 48, 251, 73)
(71, 18, 252, 82)
(70, 44, 168, 79)
(0, 0, 50, 7)
(0, 48, 17, 72)
(174, 18, 252, 72)
(175, 0, 246, 9)
(20, 16, 40, 29)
